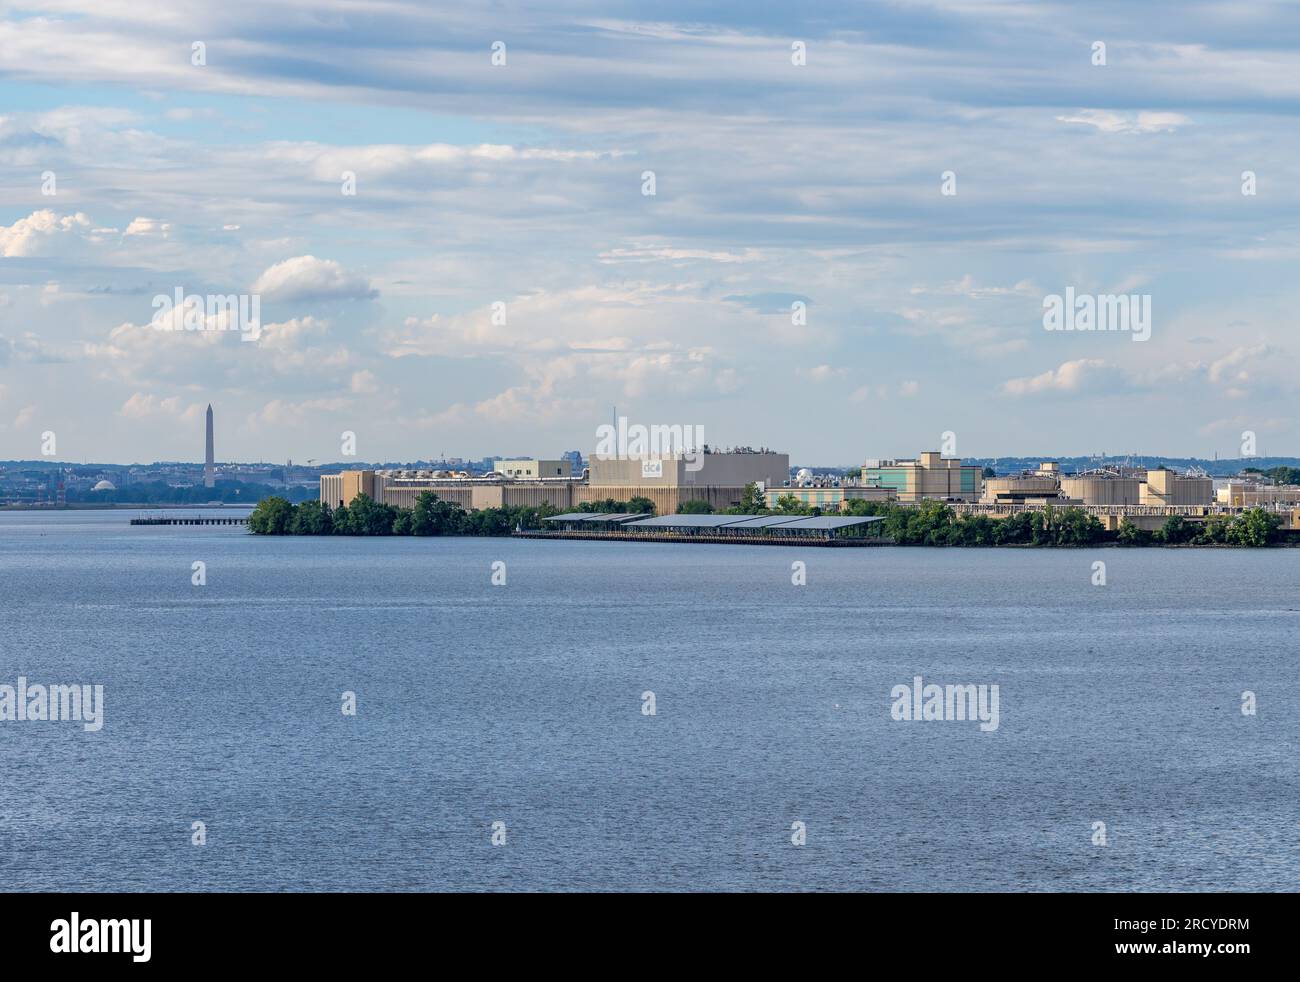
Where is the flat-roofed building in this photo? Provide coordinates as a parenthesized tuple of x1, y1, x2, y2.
(583, 449, 789, 515)
(491, 458, 571, 479)
(320, 469, 381, 508)
(1217, 482, 1300, 507)
(1059, 474, 1142, 506)
(763, 485, 895, 512)
(1140, 468, 1213, 506)
(981, 464, 1062, 504)
(863, 452, 982, 502)
(322, 469, 578, 511)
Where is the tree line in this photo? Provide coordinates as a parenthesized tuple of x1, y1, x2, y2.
(677, 487, 1285, 547)
(249, 492, 561, 536)
(252, 486, 1287, 546)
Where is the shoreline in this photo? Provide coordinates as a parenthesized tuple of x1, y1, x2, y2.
(0, 503, 257, 511)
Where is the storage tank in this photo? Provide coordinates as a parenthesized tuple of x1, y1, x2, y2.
(1059, 476, 1142, 506)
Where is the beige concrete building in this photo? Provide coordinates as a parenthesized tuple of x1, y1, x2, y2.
(491, 459, 571, 479)
(1216, 482, 1300, 507)
(980, 463, 1062, 504)
(583, 450, 790, 514)
(764, 485, 895, 512)
(319, 470, 382, 509)
(1139, 469, 1213, 507)
(321, 470, 578, 511)
(1059, 475, 1143, 506)
(862, 452, 982, 502)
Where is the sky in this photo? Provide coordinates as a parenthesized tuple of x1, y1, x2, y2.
(1, 0, 1299, 465)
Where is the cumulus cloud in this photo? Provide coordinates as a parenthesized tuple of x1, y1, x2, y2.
(0, 210, 94, 257)
(1207, 344, 1272, 387)
(251, 256, 377, 303)
(1001, 359, 1115, 396)
(123, 217, 172, 237)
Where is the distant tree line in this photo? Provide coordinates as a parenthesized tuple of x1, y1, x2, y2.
(251, 486, 1287, 547)
(249, 492, 566, 536)
(71, 480, 314, 505)
(1242, 466, 1300, 486)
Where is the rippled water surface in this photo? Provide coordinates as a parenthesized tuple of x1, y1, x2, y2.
(1, 510, 1296, 891)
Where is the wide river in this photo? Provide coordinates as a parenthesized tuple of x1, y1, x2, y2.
(1, 509, 1296, 891)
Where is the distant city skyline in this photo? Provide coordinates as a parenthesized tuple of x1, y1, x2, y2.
(3, 3, 1299, 462)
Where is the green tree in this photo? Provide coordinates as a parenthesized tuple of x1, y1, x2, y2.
(1155, 515, 1190, 544)
(626, 496, 656, 515)
(1228, 507, 1281, 547)
(677, 499, 713, 514)
(1116, 519, 1147, 546)
(336, 493, 398, 535)
(1054, 507, 1105, 546)
(289, 499, 332, 534)
(1264, 466, 1300, 486)
(248, 496, 296, 534)
(773, 494, 807, 514)
(1195, 515, 1231, 544)
(411, 491, 465, 535)
(736, 482, 767, 514)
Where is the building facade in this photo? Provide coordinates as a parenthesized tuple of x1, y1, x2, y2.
(491, 459, 571, 479)
(582, 450, 790, 514)
(863, 452, 982, 502)
(1139, 469, 1213, 507)
(321, 470, 578, 511)
(763, 485, 895, 512)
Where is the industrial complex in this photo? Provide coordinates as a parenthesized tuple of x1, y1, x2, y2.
(320, 446, 1300, 535)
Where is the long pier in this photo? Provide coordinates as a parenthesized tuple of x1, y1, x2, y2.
(513, 530, 884, 546)
(129, 516, 248, 526)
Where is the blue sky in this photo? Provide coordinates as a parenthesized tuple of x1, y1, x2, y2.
(2, 0, 1299, 464)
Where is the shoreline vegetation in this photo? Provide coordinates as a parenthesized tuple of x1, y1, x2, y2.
(248, 486, 1290, 547)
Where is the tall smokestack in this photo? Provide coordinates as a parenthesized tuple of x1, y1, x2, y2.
(204, 404, 215, 488)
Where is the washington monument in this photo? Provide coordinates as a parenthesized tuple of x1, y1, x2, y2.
(204, 404, 215, 488)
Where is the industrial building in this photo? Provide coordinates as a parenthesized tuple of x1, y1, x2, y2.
(1055, 468, 1214, 507)
(1216, 481, 1300, 507)
(1058, 473, 1143, 506)
(1139, 468, 1214, 506)
(320, 469, 580, 511)
(980, 463, 1063, 504)
(491, 458, 572, 479)
(863, 452, 983, 502)
(581, 448, 789, 514)
(763, 485, 895, 511)
(320, 448, 789, 515)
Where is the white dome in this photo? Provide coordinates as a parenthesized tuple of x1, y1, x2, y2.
(796, 468, 814, 484)
(92, 479, 116, 491)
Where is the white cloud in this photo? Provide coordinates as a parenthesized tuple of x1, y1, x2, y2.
(123, 217, 172, 237)
(1002, 359, 1113, 396)
(0, 210, 93, 257)
(119, 393, 204, 420)
(251, 256, 377, 303)
(1055, 110, 1190, 134)
(350, 369, 379, 394)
